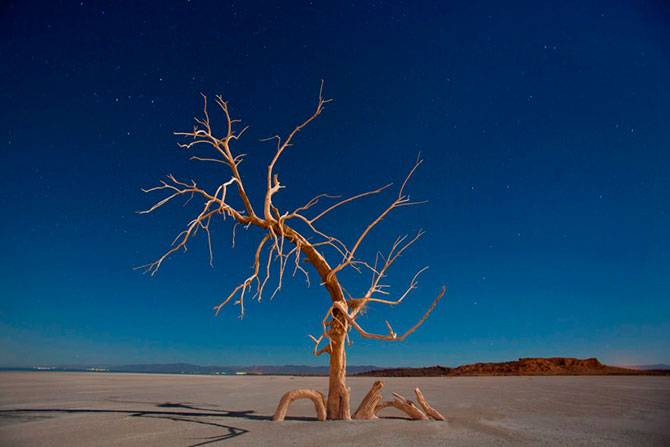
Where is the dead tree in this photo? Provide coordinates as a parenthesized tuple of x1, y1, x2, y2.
(139, 82, 445, 421)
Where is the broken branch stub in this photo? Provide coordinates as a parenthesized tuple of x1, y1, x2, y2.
(353, 380, 384, 419)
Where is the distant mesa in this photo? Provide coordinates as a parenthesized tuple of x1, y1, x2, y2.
(356, 358, 670, 377)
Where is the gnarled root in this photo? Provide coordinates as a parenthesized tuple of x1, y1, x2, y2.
(272, 389, 327, 421)
(375, 392, 429, 420)
(414, 387, 446, 421)
(272, 385, 444, 422)
(374, 388, 445, 421)
(353, 380, 384, 419)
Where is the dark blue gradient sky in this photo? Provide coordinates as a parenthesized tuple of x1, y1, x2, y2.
(1, 1, 668, 367)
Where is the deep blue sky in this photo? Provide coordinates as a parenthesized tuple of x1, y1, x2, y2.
(1, 1, 668, 368)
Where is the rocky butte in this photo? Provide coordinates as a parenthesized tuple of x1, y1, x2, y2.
(357, 357, 670, 377)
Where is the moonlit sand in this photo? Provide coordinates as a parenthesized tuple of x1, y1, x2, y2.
(1, 372, 668, 446)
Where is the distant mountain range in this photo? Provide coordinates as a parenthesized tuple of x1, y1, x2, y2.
(4, 358, 668, 376)
(105, 363, 381, 375)
(6, 363, 379, 376)
(356, 358, 670, 377)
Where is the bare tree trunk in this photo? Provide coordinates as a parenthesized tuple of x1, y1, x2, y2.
(297, 243, 351, 420)
(327, 314, 351, 420)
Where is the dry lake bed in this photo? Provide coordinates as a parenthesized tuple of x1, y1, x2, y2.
(0, 372, 668, 446)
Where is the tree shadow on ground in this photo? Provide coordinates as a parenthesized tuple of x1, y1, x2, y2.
(0, 403, 318, 446)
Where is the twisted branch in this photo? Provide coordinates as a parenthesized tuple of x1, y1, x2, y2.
(332, 286, 445, 342)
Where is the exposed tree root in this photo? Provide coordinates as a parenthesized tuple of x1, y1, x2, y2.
(272, 389, 327, 421)
(353, 380, 384, 419)
(414, 387, 446, 421)
(376, 391, 429, 420)
(273, 383, 445, 422)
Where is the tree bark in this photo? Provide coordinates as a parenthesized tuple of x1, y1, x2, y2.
(326, 317, 351, 420)
(287, 228, 351, 420)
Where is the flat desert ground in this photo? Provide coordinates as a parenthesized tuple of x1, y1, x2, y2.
(0, 372, 668, 446)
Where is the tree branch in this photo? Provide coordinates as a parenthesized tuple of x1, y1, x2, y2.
(307, 183, 392, 224)
(327, 158, 424, 282)
(332, 286, 445, 341)
(264, 80, 332, 221)
(175, 93, 258, 219)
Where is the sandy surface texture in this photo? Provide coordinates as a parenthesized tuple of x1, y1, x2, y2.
(0, 372, 668, 446)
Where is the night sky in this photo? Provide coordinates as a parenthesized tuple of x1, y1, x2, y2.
(1, 1, 669, 368)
